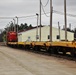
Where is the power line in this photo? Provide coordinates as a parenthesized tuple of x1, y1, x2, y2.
(0, 15, 36, 19)
(42, 0, 49, 7)
(18, 15, 36, 18)
(0, 10, 76, 19)
(0, 17, 14, 19)
(67, 13, 76, 17)
(53, 10, 76, 17)
(53, 10, 63, 15)
(41, 2, 50, 17)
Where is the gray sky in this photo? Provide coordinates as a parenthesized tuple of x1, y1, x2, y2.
(0, 0, 76, 30)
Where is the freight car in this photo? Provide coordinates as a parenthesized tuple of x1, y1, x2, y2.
(7, 26, 76, 57)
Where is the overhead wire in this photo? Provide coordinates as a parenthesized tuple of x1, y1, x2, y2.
(18, 15, 36, 18)
(0, 11, 76, 19)
(0, 17, 14, 19)
(41, 1, 50, 17)
(0, 15, 36, 19)
(0, 0, 76, 19)
(53, 10, 76, 17)
(42, 0, 49, 7)
(53, 10, 64, 15)
(67, 13, 76, 17)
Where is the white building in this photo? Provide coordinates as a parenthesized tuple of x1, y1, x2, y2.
(18, 25, 74, 42)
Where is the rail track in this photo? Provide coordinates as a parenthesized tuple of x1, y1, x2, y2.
(13, 46, 76, 62)
(1, 46, 76, 75)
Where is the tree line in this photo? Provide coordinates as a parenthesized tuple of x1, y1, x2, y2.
(62, 27, 75, 33)
(4, 23, 33, 32)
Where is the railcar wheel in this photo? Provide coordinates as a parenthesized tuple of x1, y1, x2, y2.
(63, 48, 66, 55)
(37, 46, 41, 51)
(46, 46, 50, 52)
(33, 46, 36, 51)
(54, 47, 58, 54)
(47, 47, 54, 54)
(25, 45, 29, 50)
(47, 47, 52, 54)
(70, 48, 75, 57)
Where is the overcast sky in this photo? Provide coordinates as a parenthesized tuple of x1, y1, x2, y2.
(0, 0, 76, 30)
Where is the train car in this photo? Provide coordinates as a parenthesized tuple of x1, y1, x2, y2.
(7, 26, 76, 57)
(7, 31, 17, 42)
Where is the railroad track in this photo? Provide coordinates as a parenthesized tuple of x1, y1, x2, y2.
(22, 48, 76, 62)
(4, 46, 76, 62)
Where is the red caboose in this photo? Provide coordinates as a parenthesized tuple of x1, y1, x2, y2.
(7, 31, 17, 42)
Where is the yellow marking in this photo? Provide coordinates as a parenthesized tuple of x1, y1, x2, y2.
(25, 42, 32, 45)
(17, 42, 25, 45)
(34, 42, 45, 46)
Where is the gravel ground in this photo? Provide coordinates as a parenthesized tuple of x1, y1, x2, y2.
(0, 46, 76, 75)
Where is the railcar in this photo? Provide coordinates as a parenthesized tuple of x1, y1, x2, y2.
(7, 26, 76, 57)
(7, 31, 17, 42)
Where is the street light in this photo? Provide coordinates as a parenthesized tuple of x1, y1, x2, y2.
(15, 16, 18, 33)
(6, 24, 9, 44)
(13, 19, 16, 32)
(36, 13, 39, 41)
(6, 24, 9, 33)
(15, 16, 18, 42)
(9, 22, 11, 31)
(10, 21, 13, 31)
(58, 22, 60, 41)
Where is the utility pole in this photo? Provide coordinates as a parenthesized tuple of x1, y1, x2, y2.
(58, 22, 60, 41)
(15, 16, 18, 34)
(69, 23, 71, 30)
(11, 21, 13, 31)
(13, 19, 16, 32)
(40, 0, 41, 41)
(6, 24, 9, 44)
(9, 22, 12, 31)
(36, 13, 39, 41)
(7, 24, 9, 32)
(15, 16, 18, 42)
(6, 24, 9, 33)
(50, 0, 52, 42)
(64, 0, 67, 41)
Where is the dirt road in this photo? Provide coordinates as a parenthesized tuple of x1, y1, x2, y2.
(0, 46, 76, 75)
